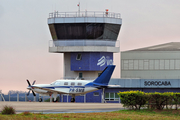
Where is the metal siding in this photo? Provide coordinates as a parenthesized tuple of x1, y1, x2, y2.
(108, 79, 180, 89)
(86, 90, 102, 102)
(71, 52, 113, 71)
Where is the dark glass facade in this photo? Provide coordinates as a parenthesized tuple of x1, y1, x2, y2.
(49, 23, 121, 40)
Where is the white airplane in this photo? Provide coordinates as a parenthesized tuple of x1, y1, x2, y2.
(26, 65, 115, 102)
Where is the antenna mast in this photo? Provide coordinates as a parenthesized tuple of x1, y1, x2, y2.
(77, 2, 80, 16)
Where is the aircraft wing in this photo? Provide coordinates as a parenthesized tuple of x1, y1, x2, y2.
(32, 86, 68, 94)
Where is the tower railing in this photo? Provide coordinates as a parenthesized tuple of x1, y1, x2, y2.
(49, 40, 119, 47)
(49, 11, 121, 19)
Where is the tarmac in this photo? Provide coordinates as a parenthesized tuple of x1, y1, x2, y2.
(0, 102, 124, 114)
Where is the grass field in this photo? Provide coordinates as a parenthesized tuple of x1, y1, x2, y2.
(1, 109, 180, 120)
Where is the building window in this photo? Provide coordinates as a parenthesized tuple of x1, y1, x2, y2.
(144, 60, 149, 70)
(93, 92, 99, 96)
(76, 53, 82, 60)
(128, 60, 133, 69)
(79, 73, 83, 79)
(121, 59, 180, 70)
(134, 60, 138, 70)
(98, 73, 101, 77)
(175, 60, 180, 69)
(105, 93, 119, 101)
(170, 60, 174, 69)
(64, 82, 68, 85)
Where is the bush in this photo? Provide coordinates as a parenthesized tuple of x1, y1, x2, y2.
(118, 91, 180, 110)
(22, 111, 31, 116)
(148, 92, 170, 110)
(171, 93, 180, 110)
(118, 91, 148, 110)
(1, 105, 16, 115)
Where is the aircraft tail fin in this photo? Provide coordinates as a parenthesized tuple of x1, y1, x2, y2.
(93, 65, 115, 85)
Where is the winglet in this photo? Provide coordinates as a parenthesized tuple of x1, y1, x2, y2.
(93, 65, 115, 85)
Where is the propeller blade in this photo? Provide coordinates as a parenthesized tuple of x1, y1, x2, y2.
(27, 79, 31, 86)
(32, 90, 36, 96)
(32, 80, 36, 85)
(27, 90, 30, 96)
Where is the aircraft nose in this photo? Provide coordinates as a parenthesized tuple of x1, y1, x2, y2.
(27, 86, 31, 90)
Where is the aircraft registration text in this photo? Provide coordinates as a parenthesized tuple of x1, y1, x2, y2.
(69, 88, 84, 92)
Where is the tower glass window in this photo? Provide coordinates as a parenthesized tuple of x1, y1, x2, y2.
(76, 53, 82, 60)
(79, 72, 83, 79)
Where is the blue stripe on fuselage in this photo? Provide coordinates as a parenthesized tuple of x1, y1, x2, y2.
(42, 86, 86, 89)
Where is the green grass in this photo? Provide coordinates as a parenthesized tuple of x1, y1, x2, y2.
(0, 109, 180, 120)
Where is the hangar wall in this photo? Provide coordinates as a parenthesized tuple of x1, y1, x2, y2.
(121, 45, 180, 79)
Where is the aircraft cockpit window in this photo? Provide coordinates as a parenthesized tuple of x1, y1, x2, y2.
(78, 83, 82, 86)
(50, 82, 55, 85)
(71, 82, 75, 86)
(64, 82, 68, 85)
(54, 82, 60, 86)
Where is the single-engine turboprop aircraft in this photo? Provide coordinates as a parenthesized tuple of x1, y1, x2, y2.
(26, 65, 115, 102)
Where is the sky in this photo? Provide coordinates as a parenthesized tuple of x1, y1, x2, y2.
(0, 0, 180, 94)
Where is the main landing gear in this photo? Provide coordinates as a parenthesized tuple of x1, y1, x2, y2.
(38, 97, 42, 102)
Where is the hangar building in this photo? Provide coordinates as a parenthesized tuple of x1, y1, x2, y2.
(121, 42, 180, 79)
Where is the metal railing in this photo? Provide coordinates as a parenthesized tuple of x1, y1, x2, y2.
(49, 40, 119, 47)
(49, 11, 121, 19)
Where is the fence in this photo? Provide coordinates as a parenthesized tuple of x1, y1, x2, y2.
(49, 11, 121, 19)
(0, 90, 50, 102)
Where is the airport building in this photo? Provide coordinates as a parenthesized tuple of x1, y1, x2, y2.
(48, 11, 121, 79)
(47, 11, 122, 103)
(103, 42, 180, 103)
(47, 11, 180, 103)
(121, 42, 180, 79)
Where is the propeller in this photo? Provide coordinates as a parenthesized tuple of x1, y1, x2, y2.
(26, 79, 36, 96)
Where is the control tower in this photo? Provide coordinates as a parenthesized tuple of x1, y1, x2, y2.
(48, 11, 122, 79)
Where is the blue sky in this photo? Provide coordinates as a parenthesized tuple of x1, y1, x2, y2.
(0, 0, 180, 93)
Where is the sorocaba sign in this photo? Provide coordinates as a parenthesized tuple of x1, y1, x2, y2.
(144, 81, 171, 86)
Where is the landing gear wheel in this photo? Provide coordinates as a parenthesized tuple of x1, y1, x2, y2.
(38, 98, 42, 102)
(53, 99, 57, 102)
(71, 98, 75, 102)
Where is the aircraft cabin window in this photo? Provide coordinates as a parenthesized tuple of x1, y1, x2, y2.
(64, 82, 68, 85)
(78, 83, 82, 86)
(71, 82, 75, 86)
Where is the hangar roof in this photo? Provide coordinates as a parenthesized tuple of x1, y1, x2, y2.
(125, 42, 180, 52)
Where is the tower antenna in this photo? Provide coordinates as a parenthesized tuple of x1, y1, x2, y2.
(77, 2, 80, 16)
